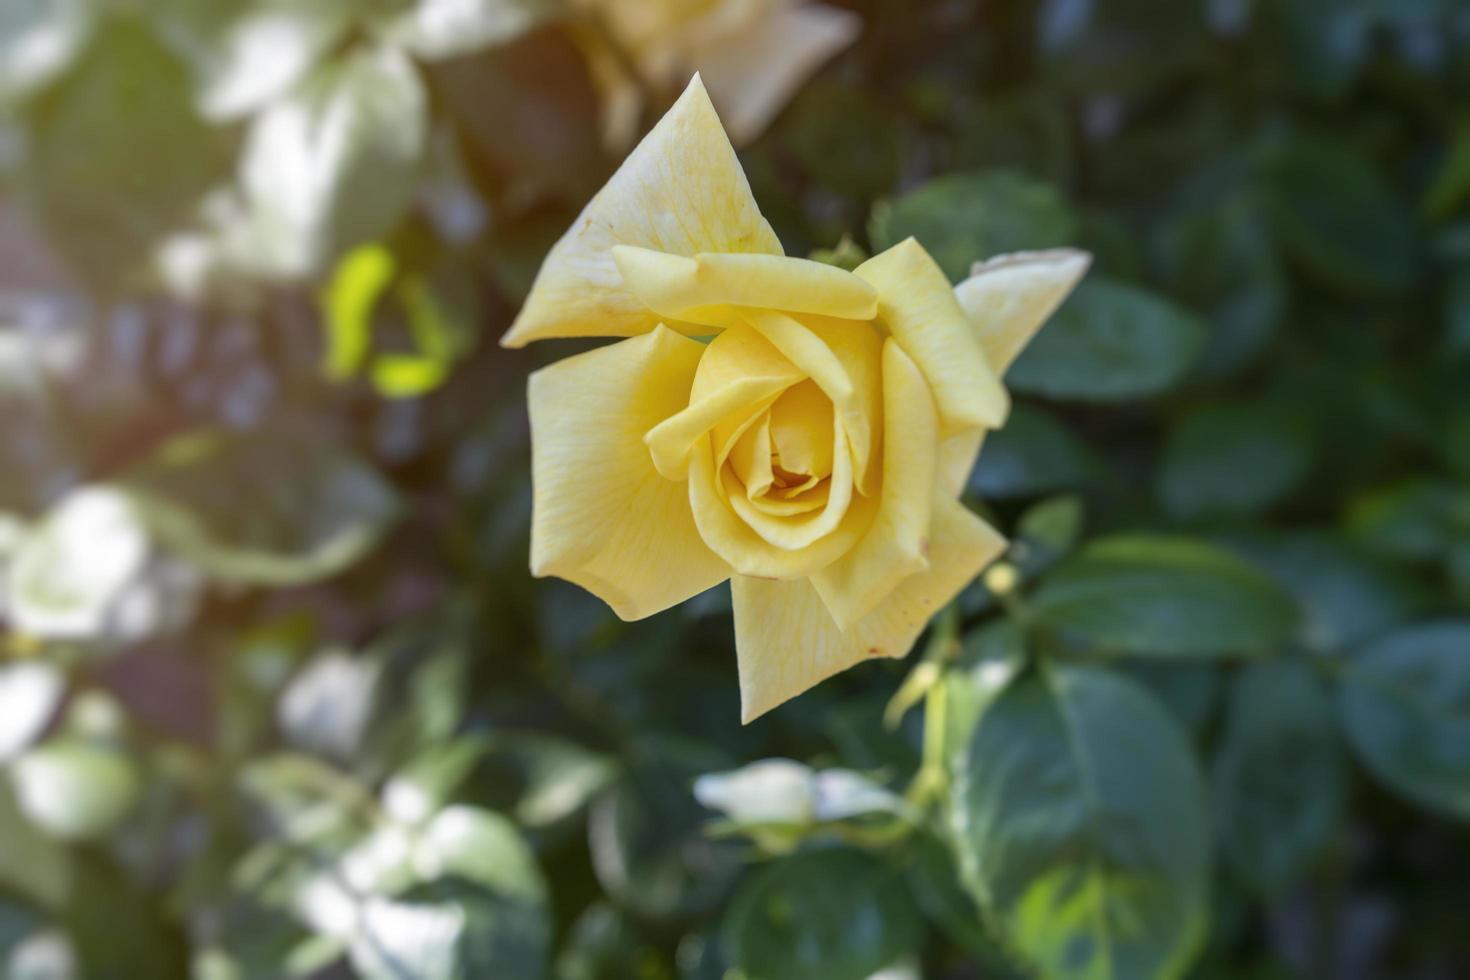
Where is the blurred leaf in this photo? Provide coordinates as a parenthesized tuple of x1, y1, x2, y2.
(236, 43, 427, 278)
(1032, 536, 1299, 658)
(123, 428, 401, 587)
(148, 0, 356, 121)
(1237, 532, 1425, 653)
(1338, 621, 1470, 819)
(1346, 477, 1470, 562)
(6, 485, 149, 641)
(323, 243, 396, 381)
(465, 733, 617, 830)
(278, 650, 383, 763)
(869, 170, 1078, 281)
(694, 759, 906, 850)
(722, 847, 922, 980)
(942, 621, 1028, 779)
(1447, 269, 1470, 357)
(0, 782, 71, 910)
(951, 664, 1210, 980)
(1011, 494, 1085, 578)
(0, 662, 65, 761)
(1008, 278, 1205, 403)
(904, 834, 1018, 971)
(9, 739, 141, 842)
(969, 405, 1099, 500)
(23, 16, 230, 290)
(1158, 402, 1314, 519)
(0, 0, 94, 106)
(1212, 659, 1344, 893)
(1259, 133, 1418, 293)
(1424, 123, 1470, 222)
(378, 0, 554, 61)
(1151, 196, 1285, 377)
(1121, 662, 1221, 738)
(783, 81, 902, 201)
(589, 737, 741, 922)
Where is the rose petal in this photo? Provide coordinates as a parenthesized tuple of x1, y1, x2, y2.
(856, 239, 1009, 433)
(612, 246, 877, 327)
(810, 340, 938, 628)
(954, 249, 1092, 374)
(501, 75, 780, 347)
(732, 494, 1007, 722)
(528, 326, 731, 619)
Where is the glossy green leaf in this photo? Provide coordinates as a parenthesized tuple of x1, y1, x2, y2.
(123, 429, 400, 587)
(723, 847, 922, 980)
(869, 170, 1078, 281)
(1032, 536, 1298, 657)
(1338, 622, 1470, 819)
(1008, 278, 1205, 403)
(1212, 660, 1344, 893)
(951, 664, 1211, 980)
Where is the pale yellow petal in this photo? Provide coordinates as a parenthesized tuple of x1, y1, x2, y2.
(689, 436, 876, 578)
(954, 249, 1092, 374)
(528, 326, 731, 619)
(855, 238, 1009, 433)
(612, 247, 878, 327)
(768, 380, 834, 479)
(502, 74, 780, 347)
(810, 340, 938, 628)
(733, 494, 1007, 722)
(690, 3, 862, 146)
(743, 310, 883, 494)
(724, 417, 853, 551)
(937, 430, 985, 498)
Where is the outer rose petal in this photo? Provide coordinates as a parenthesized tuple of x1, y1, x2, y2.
(954, 249, 1092, 375)
(612, 247, 878, 327)
(811, 340, 938, 628)
(937, 430, 985, 498)
(855, 239, 1009, 434)
(690, 3, 862, 146)
(528, 326, 731, 619)
(501, 75, 781, 347)
(733, 494, 1007, 722)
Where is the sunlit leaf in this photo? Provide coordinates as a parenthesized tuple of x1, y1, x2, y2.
(951, 664, 1210, 980)
(0, 0, 94, 106)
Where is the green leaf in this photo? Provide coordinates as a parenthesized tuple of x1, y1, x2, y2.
(1012, 494, 1086, 578)
(1211, 660, 1344, 893)
(1158, 402, 1314, 519)
(147, 0, 356, 120)
(1008, 278, 1205, 403)
(456, 732, 616, 830)
(6, 486, 149, 641)
(0, 782, 72, 910)
(0, 0, 94, 106)
(1031, 536, 1298, 658)
(1236, 532, 1425, 653)
(943, 621, 1029, 779)
(869, 170, 1078, 281)
(722, 847, 922, 980)
(23, 16, 231, 290)
(9, 739, 141, 842)
(1337, 621, 1470, 819)
(1259, 133, 1418, 293)
(123, 429, 400, 587)
(236, 43, 426, 278)
(1117, 662, 1220, 735)
(1151, 197, 1285, 377)
(1346, 478, 1470, 562)
(588, 737, 742, 922)
(0, 662, 65, 762)
(377, 0, 553, 61)
(951, 664, 1211, 980)
(970, 405, 1100, 500)
(322, 242, 396, 382)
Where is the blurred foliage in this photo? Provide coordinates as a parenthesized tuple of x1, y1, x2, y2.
(2, 0, 1470, 978)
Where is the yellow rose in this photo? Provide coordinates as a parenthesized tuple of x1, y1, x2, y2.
(503, 76, 1088, 722)
(572, 0, 859, 146)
